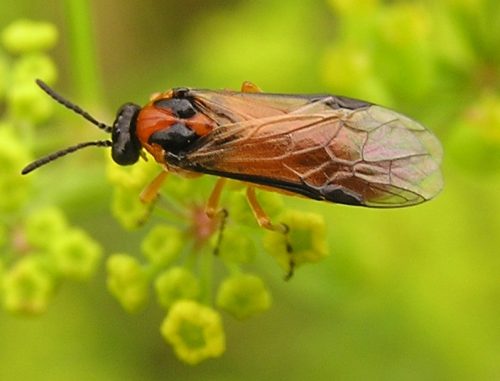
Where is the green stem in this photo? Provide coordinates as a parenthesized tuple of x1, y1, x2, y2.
(200, 247, 213, 305)
(64, 0, 102, 102)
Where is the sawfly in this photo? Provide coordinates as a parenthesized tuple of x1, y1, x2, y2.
(23, 80, 443, 233)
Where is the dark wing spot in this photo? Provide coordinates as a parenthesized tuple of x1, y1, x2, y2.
(320, 185, 364, 205)
(172, 87, 191, 98)
(308, 95, 372, 110)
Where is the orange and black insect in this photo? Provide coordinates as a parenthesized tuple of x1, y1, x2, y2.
(23, 80, 443, 230)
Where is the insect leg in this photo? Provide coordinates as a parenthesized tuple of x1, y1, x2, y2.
(129, 170, 169, 226)
(205, 178, 227, 218)
(246, 186, 295, 279)
(205, 178, 229, 255)
(140, 170, 168, 204)
(240, 81, 262, 93)
(246, 186, 280, 230)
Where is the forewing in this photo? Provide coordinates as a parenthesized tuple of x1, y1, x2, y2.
(183, 101, 443, 207)
(188, 89, 370, 123)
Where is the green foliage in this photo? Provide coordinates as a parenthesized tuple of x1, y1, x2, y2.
(448, 91, 500, 173)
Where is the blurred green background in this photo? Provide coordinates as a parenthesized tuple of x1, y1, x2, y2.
(1, 0, 500, 380)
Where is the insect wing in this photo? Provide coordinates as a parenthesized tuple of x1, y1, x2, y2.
(341, 105, 443, 206)
(182, 96, 443, 207)
(188, 89, 368, 123)
(188, 90, 306, 123)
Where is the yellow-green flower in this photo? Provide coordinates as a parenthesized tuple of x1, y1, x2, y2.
(216, 273, 272, 320)
(263, 211, 328, 275)
(155, 267, 200, 309)
(218, 226, 255, 264)
(107, 155, 159, 229)
(106, 254, 150, 312)
(1, 19, 58, 54)
(24, 207, 67, 250)
(161, 300, 225, 364)
(0, 128, 32, 213)
(106, 153, 158, 189)
(2, 257, 55, 315)
(12, 53, 58, 86)
(111, 186, 151, 230)
(141, 225, 183, 267)
(7, 81, 55, 123)
(51, 229, 102, 280)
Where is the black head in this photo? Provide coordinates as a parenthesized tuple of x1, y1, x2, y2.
(111, 103, 142, 165)
(21, 79, 143, 175)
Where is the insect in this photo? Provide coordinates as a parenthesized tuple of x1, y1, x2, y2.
(23, 80, 443, 233)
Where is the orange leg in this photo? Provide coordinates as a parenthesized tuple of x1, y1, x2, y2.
(132, 170, 169, 226)
(241, 81, 262, 93)
(205, 178, 227, 218)
(140, 170, 168, 204)
(245, 186, 286, 232)
(246, 186, 294, 279)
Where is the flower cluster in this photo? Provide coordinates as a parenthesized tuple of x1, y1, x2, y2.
(2, 208, 101, 314)
(0, 20, 103, 315)
(106, 159, 328, 364)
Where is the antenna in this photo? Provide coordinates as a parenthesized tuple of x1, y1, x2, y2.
(21, 79, 115, 175)
(22, 140, 112, 175)
(35, 79, 113, 133)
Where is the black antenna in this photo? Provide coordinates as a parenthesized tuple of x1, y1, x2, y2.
(22, 140, 112, 175)
(21, 80, 116, 175)
(35, 79, 113, 133)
